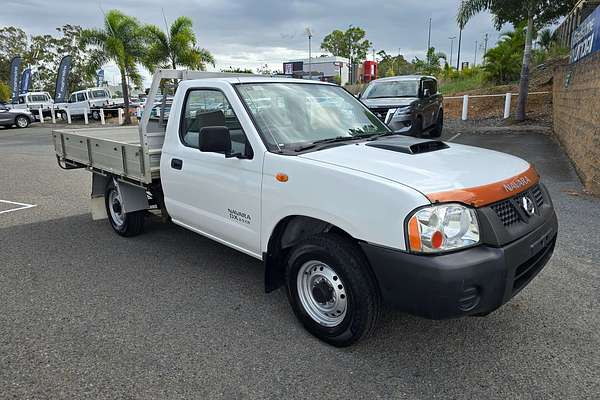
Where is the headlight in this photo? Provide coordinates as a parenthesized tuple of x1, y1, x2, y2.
(407, 203, 480, 253)
(393, 106, 412, 117)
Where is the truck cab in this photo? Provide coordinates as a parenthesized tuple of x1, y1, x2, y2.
(53, 70, 557, 347)
(360, 75, 443, 137)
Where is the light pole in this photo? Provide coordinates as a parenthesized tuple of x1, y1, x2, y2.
(427, 17, 432, 65)
(474, 40, 478, 67)
(449, 36, 456, 66)
(305, 27, 313, 80)
(457, 26, 463, 70)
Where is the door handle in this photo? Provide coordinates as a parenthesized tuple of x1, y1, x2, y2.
(171, 158, 183, 170)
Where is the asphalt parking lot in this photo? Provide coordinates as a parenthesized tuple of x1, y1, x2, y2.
(1, 123, 599, 399)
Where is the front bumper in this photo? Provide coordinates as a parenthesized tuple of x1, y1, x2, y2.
(360, 210, 558, 319)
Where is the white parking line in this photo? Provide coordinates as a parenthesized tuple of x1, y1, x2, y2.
(448, 132, 463, 142)
(0, 200, 37, 215)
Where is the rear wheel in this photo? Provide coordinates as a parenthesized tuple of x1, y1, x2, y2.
(430, 109, 443, 138)
(15, 115, 29, 128)
(285, 234, 380, 347)
(104, 180, 144, 237)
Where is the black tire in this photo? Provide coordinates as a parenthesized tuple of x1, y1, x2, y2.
(59, 111, 68, 121)
(91, 110, 101, 121)
(15, 115, 30, 128)
(104, 181, 144, 237)
(430, 109, 443, 138)
(285, 233, 381, 347)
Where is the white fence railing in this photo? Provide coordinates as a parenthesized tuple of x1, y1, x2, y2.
(444, 91, 551, 120)
(32, 105, 128, 126)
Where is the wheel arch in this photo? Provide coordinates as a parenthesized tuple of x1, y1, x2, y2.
(263, 214, 359, 293)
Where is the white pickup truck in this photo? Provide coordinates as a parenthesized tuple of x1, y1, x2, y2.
(53, 70, 558, 346)
(55, 87, 124, 121)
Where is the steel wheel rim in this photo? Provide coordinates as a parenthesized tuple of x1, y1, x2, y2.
(16, 117, 27, 128)
(108, 189, 125, 227)
(297, 260, 347, 327)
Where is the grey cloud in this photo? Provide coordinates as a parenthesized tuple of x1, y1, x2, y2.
(1, 0, 501, 71)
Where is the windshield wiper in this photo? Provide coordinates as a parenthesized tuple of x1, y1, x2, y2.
(294, 135, 377, 152)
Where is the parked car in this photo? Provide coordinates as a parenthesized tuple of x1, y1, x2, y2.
(53, 70, 557, 347)
(360, 75, 443, 137)
(0, 104, 35, 128)
(9, 91, 54, 120)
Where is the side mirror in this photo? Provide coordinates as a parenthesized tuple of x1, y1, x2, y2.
(356, 92, 362, 99)
(423, 88, 431, 98)
(199, 126, 231, 154)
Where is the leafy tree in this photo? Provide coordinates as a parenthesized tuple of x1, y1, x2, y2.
(458, 0, 576, 121)
(221, 67, 253, 73)
(537, 28, 554, 51)
(144, 16, 214, 72)
(81, 10, 148, 124)
(412, 47, 447, 76)
(483, 26, 526, 83)
(376, 50, 415, 77)
(0, 25, 101, 95)
(0, 26, 28, 83)
(0, 81, 10, 102)
(321, 26, 372, 62)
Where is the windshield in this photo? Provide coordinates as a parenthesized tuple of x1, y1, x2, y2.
(91, 90, 108, 99)
(236, 83, 389, 150)
(362, 80, 419, 99)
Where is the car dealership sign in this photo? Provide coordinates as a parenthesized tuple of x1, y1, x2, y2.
(571, 5, 600, 63)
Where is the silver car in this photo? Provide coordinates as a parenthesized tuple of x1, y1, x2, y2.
(359, 75, 443, 137)
(0, 104, 34, 128)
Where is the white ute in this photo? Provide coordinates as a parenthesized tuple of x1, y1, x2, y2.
(53, 70, 558, 346)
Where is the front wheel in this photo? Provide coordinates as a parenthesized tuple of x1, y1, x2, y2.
(105, 181, 144, 237)
(91, 110, 101, 121)
(15, 116, 30, 128)
(285, 234, 381, 347)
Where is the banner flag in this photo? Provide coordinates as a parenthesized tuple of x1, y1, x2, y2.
(20, 68, 32, 94)
(9, 57, 22, 104)
(54, 55, 72, 103)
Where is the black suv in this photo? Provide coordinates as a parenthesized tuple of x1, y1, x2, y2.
(359, 75, 443, 137)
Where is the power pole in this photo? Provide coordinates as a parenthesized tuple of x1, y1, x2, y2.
(457, 27, 462, 70)
(449, 36, 456, 66)
(474, 40, 478, 67)
(482, 33, 489, 64)
(427, 17, 432, 65)
(305, 27, 313, 80)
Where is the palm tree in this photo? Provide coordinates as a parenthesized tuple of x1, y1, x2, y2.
(144, 16, 215, 72)
(80, 10, 147, 124)
(537, 29, 554, 52)
(457, 0, 575, 121)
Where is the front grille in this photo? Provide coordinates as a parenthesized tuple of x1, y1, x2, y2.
(369, 107, 391, 121)
(513, 236, 556, 292)
(490, 185, 544, 226)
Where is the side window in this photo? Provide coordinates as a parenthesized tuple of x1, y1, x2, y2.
(76, 92, 86, 102)
(180, 89, 251, 157)
(422, 80, 436, 95)
(69, 93, 76, 103)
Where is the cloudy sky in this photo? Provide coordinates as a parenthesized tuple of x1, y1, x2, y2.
(2, 0, 502, 85)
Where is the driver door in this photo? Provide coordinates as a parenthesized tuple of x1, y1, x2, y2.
(161, 87, 263, 257)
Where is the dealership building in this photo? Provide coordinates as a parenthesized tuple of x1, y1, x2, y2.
(283, 56, 350, 85)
